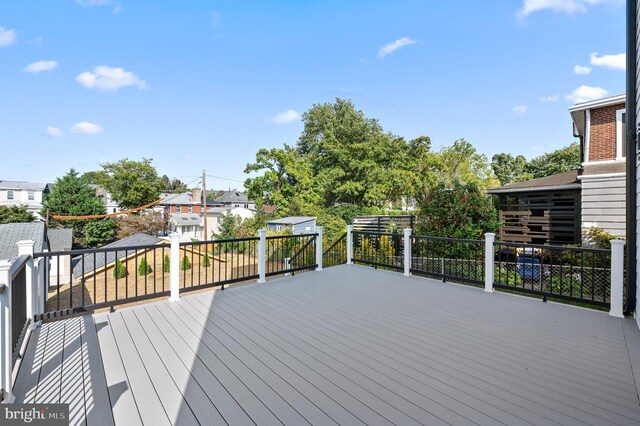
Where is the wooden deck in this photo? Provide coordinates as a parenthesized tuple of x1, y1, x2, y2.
(12, 264, 640, 425)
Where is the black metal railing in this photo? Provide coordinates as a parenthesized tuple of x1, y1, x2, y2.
(494, 241, 612, 307)
(266, 234, 317, 276)
(9, 255, 29, 364)
(179, 237, 259, 292)
(352, 231, 404, 271)
(411, 236, 485, 286)
(323, 233, 347, 268)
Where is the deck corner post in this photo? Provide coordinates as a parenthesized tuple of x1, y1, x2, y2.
(484, 233, 495, 293)
(0, 260, 14, 403)
(403, 228, 412, 276)
(610, 240, 625, 318)
(16, 240, 36, 329)
(316, 226, 323, 271)
(257, 229, 266, 283)
(346, 225, 354, 265)
(169, 233, 181, 301)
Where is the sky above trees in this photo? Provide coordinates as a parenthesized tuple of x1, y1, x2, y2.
(0, 0, 624, 186)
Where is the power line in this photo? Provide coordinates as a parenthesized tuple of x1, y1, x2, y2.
(206, 174, 244, 183)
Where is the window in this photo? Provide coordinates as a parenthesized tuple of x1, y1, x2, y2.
(617, 109, 626, 159)
(188, 205, 193, 213)
(176, 205, 182, 212)
(28, 191, 35, 201)
(7, 190, 13, 200)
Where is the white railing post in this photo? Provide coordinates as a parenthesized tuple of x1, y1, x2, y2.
(403, 228, 412, 276)
(257, 229, 266, 283)
(0, 260, 14, 403)
(610, 240, 625, 318)
(316, 226, 323, 271)
(346, 225, 354, 265)
(284, 258, 291, 276)
(484, 233, 495, 293)
(169, 233, 181, 301)
(16, 240, 36, 329)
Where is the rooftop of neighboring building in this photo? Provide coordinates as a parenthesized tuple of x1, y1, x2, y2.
(0, 181, 48, 191)
(0, 222, 47, 260)
(486, 170, 580, 194)
(47, 228, 73, 252)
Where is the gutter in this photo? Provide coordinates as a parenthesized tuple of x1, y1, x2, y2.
(626, 0, 637, 315)
(486, 184, 581, 195)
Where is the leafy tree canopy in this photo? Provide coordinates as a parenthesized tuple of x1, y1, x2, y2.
(115, 211, 167, 239)
(96, 158, 165, 210)
(0, 205, 35, 224)
(161, 175, 189, 193)
(83, 219, 116, 248)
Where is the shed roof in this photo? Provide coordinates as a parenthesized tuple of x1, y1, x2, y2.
(0, 222, 46, 261)
(48, 228, 73, 252)
(267, 216, 316, 225)
(170, 213, 201, 226)
(486, 170, 580, 194)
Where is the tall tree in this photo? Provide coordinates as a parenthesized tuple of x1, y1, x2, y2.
(0, 205, 35, 224)
(114, 211, 167, 239)
(161, 175, 189, 193)
(97, 158, 164, 210)
(491, 153, 530, 186)
(433, 139, 499, 190)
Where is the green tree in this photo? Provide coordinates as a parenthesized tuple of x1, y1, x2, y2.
(42, 169, 108, 246)
(416, 181, 499, 240)
(163, 254, 170, 272)
(138, 257, 152, 276)
(161, 175, 189, 193)
(97, 158, 165, 210)
(0, 205, 35, 223)
(433, 139, 499, 190)
(215, 212, 242, 239)
(526, 143, 580, 179)
(180, 254, 191, 271)
(113, 258, 127, 279)
(203, 252, 211, 268)
(491, 153, 530, 186)
(115, 211, 167, 239)
(83, 219, 116, 247)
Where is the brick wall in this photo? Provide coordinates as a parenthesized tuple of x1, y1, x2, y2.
(588, 102, 624, 162)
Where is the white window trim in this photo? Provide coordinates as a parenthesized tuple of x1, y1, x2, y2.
(584, 109, 590, 162)
(616, 108, 626, 160)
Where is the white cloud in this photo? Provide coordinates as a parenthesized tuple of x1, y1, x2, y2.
(268, 109, 301, 124)
(573, 64, 592, 75)
(377, 37, 418, 59)
(76, 66, 147, 91)
(45, 126, 63, 137)
(71, 121, 103, 135)
(24, 60, 58, 74)
(0, 27, 16, 47)
(518, 0, 611, 17)
(589, 52, 625, 70)
(540, 95, 559, 102)
(565, 85, 609, 103)
(513, 105, 528, 114)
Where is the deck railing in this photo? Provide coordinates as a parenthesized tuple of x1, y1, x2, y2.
(322, 232, 347, 268)
(351, 231, 404, 271)
(411, 236, 485, 286)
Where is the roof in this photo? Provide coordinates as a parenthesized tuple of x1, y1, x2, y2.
(73, 233, 162, 276)
(0, 181, 48, 191)
(0, 222, 46, 260)
(170, 213, 201, 226)
(47, 228, 73, 252)
(569, 94, 625, 138)
(267, 216, 316, 225)
(213, 190, 250, 204)
(160, 193, 198, 205)
(486, 170, 580, 194)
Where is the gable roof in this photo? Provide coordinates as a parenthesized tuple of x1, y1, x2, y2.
(0, 222, 46, 261)
(72, 232, 163, 277)
(267, 216, 316, 225)
(160, 193, 198, 205)
(486, 170, 580, 194)
(213, 190, 250, 204)
(47, 228, 73, 252)
(0, 181, 48, 191)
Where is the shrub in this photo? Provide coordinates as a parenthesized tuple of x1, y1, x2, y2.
(113, 258, 127, 279)
(138, 257, 152, 276)
(163, 254, 170, 272)
(180, 254, 191, 271)
(584, 226, 618, 250)
(203, 252, 211, 268)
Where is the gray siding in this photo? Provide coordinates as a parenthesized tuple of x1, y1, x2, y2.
(581, 174, 626, 237)
(292, 219, 316, 234)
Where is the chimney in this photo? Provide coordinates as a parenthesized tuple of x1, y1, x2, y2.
(192, 188, 202, 202)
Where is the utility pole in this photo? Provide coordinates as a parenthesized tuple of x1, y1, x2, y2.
(202, 169, 208, 240)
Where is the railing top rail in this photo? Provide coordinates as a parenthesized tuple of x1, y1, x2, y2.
(9, 254, 30, 280)
(266, 233, 318, 240)
(34, 242, 171, 258)
(180, 236, 259, 246)
(495, 240, 611, 253)
(412, 235, 484, 244)
(352, 231, 403, 237)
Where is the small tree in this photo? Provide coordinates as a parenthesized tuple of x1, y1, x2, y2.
(0, 205, 35, 224)
(180, 254, 191, 270)
(163, 254, 170, 272)
(138, 257, 152, 276)
(203, 252, 211, 268)
(113, 258, 127, 279)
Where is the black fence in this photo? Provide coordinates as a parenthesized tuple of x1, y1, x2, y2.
(352, 215, 414, 233)
(266, 234, 317, 276)
(9, 255, 29, 365)
(410, 236, 485, 286)
(494, 241, 612, 307)
(323, 233, 347, 268)
(352, 231, 404, 271)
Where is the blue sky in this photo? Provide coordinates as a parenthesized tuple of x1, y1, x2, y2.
(0, 0, 626, 189)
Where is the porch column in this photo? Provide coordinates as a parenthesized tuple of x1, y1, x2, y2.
(257, 229, 266, 283)
(403, 228, 412, 276)
(484, 233, 495, 293)
(315, 226, 323, 271)
(169, 233, 181, 301)
(610, 240, 625, 318)
(346, 225, 354, 265)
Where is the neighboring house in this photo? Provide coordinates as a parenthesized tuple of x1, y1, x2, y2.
(156, 192, 202, 214)
(267, 216, 317, 234)
(72, 233, 163, 280)
(169, 213, 204, 239)
(209, 190, 255, 210)
(0, 222, 47, 261)
(570, 94, 626, 238)
(47, 228, 73, 287)
(205, 206, 256, 238)
(0, 181, 50, 220)
(91, 185, 123, 214)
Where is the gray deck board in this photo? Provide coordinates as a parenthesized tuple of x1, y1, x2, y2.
(13, 264, 640, 425)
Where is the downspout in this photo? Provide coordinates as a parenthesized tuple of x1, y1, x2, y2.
(625, 0, 637, 315)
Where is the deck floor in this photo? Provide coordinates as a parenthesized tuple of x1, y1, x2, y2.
(12, 264, 640, 425)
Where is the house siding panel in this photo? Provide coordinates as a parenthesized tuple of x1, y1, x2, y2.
(581, 175, 626, 238)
